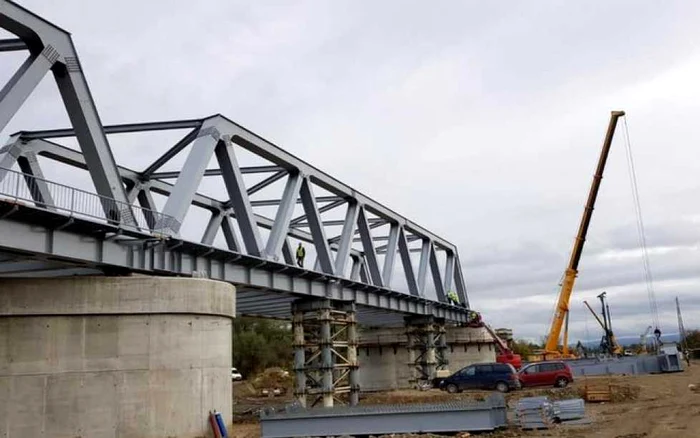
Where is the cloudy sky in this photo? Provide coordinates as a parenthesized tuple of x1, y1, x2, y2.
(2, 0, 700, 343)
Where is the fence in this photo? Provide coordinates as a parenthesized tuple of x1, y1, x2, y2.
(0, 166, 175, 235)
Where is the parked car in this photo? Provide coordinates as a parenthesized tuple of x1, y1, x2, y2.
(231, 367, 243, 381)
(439, 363, 520, 393)
(518, 361, 573, 388)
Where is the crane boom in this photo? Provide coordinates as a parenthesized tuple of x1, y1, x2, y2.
(544, 111, 625, 356)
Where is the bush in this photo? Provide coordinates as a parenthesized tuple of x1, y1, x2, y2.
(233, 317, 292, 377)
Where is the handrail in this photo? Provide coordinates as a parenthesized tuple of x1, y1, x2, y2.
(0, 166, 175, 235)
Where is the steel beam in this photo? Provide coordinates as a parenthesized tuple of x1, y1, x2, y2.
(453, 254, 469, 307)
(0, 38, 26, 52)
(444, 251, 455, 294)
(0, 51, 53, 133)
(221, 215, 241, 252)
(398, 226, 419, 296)
(202, 211, 224, 245)
(417, 238, 430, 296)
(382, 223, 399, 285)
(357, 206, 383, 286)
(299, 178, 335, 275)
(282, 238, 295, 265)
(428, 242, 446, 302)
(136, 188, 157, 230)
(290, 198, 345, 225)
(265, 172, 303, 260)
(19, 119, 202, 139)
(16, 153, 54, 209)
(216, 136, 265, 256)
(247, 170, 286, 195)
(157, 127, 219, 234)
(251, 195, 341, 207)
(141, 128, 200, 177)
(334, 201, 358, 275)
(149, 165, 283, 180)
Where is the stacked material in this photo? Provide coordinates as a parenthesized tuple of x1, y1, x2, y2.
(515, 397, 554, 429)
(516, 397, 588, 429)
(552, 399, 586, 422)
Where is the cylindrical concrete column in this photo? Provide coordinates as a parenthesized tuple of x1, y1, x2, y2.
(0, 276, 235, 438)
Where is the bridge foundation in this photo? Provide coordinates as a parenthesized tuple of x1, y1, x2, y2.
(292, 299, 359, 408)
(0, 276, 235, 438)
(358, 324, 496, 391)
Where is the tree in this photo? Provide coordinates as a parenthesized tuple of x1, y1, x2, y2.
(232, 317, 292, 377)
(685, 329, 700, 349)
(511, 339, 539, 357)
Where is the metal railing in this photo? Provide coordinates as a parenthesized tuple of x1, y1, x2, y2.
(0, 166, 175, 235)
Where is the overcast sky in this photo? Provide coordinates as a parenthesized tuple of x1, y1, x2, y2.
(2, 0, 700, 343)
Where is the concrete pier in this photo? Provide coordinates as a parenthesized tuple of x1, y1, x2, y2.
(0, 276, 235, 438)
(359, 325, 496, 391)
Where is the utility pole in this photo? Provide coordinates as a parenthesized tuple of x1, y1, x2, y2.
(676, 296, 690, 366)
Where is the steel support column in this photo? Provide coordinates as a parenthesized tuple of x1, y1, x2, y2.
(291, 299, 359, 408)
(405, 316, 447, 387)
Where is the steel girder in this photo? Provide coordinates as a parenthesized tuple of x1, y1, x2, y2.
(0, 209, 469, 324)
(0, 0, 469, 309)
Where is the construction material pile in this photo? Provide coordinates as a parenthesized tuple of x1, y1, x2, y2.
(515, 396, 588, 430)
(515, 396, 553, 429)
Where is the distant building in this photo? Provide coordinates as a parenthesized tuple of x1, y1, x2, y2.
(495, 328, 513, 342)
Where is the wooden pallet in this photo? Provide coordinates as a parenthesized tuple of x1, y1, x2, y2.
(583, 377, 612, 402)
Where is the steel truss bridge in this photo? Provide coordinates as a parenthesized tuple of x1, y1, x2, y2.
(0, 0, 469, 326)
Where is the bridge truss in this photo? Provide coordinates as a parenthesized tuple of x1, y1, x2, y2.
(0, 0, 469, 326)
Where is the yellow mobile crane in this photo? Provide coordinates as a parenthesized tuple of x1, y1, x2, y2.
(531, 111, 626, 361)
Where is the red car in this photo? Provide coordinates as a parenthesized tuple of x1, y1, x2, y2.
(518, 361, 573, 388)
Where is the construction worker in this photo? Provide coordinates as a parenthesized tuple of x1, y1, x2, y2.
(296, 243, 306, 267)
(447, 290, 459, 305)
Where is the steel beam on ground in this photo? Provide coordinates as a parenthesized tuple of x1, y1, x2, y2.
(260, 395, 507, 437)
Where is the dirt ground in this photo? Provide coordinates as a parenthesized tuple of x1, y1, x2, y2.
(231, 360, 700, 438)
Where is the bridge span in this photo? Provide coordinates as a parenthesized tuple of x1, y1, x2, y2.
(0, 1, 493, 435)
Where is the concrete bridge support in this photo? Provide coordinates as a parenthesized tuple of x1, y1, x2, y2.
(0, 276, 235, 438)
(358, 324, 496, 391)
(292, 299, 359, 408)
